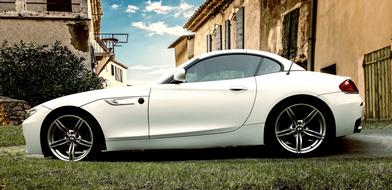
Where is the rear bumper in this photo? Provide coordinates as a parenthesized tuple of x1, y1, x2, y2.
(318, 92, 364, 137)
(354, 118, 362, 133)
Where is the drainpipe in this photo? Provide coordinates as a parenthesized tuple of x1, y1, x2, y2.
(308, 0, 318, 71)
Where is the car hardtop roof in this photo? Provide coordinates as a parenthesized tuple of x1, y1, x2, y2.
(181, 49, 297, 71)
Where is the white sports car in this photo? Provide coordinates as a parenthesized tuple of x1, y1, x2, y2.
(22, 49, 363, 161)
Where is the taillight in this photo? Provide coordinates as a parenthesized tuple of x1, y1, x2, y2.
(339, 79, 359, 94)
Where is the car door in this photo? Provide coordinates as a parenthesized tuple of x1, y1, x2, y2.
(149, 54, 262, 138)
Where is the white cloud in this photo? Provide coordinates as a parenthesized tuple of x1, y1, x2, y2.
(147, 66, 174, 75)
(127, 65, 174, 86)
(175, 1, 194, 18)
(145, 0, 173, 15)
(125, 5, 139, 13)
(144, 0, 195, 18)
(128, 64, 174, 74)
(132, 21, 191, 36)
(127, 65, 155, 70)
(111, 4, 120, 10)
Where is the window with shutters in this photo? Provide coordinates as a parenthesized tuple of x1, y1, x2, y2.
(47, 0, 72, 12)
(231, 16, 237, 49)
(206, 34, 212, 52)
(213, 25, 222, 51)
(114, 67, 123, 82)
(111, 65, 114, 76)
(282, 8, 299, 59)
(236, 7, 245, 49)
(225, 20, 231, 49)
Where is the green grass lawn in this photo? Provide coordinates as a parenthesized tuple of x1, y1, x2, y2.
(0, 126, 24, 147)
(362, 120, 392, 129)
(0, 155, 391, 190)
(0, 122, 391, 189)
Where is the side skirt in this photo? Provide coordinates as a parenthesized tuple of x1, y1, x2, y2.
(105, 123, 265, 151)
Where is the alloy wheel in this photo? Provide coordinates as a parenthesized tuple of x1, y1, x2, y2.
(274, 103, 327, 154)
(47, 115, 94, 161)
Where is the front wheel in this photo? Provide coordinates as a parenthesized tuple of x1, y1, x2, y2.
(45, 114, 98, 161)
(267, 101, 332, 156)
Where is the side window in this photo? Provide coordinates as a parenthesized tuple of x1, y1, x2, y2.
(185, 54, 261, 83)
(256, 58, 282, 76)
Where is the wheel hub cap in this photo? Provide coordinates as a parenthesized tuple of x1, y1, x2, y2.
(68, 130, 76, 142)
(295, 120, 305, 132)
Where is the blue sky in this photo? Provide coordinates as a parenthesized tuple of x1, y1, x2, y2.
(101, 0, 204, 85)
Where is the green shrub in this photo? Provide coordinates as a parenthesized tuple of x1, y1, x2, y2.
(0, 41, 104, 106)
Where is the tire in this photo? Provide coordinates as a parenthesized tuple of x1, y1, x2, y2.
(266, 99, 333, 156)
(44, 112, 100, 161)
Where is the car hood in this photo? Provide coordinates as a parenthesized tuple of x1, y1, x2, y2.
(41, 85, 151, 110)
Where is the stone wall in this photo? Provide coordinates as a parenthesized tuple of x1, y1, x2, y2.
(0, 97, 31, 126)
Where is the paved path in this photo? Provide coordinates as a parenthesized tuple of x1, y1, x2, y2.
(331, 129, 392, 158)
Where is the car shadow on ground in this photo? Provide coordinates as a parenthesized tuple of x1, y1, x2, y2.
(95, 142, 353, 162)
(95, 132, 392, 162)
(96, 146, 274, 162)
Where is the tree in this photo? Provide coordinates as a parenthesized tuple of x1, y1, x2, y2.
(0, 41, 104, 106)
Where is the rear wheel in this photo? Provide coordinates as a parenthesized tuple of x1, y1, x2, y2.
(46, 114, 98, 161)
(267, 101, 332, 156)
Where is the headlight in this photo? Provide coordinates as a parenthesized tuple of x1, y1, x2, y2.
(25, 105, 42, 119)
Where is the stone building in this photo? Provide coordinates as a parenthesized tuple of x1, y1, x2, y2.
(96, 58, 128, 88)
(170, 0, 392, 120)
(168, 34, 195, 67)
(93, 33, 129, 87)
(171, 0, 313, 69)
(0, 0, 129, 87)
(0, 0, 103, 70)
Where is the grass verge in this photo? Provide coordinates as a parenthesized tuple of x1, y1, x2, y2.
(0, 124, 391, 189)
(0, 155, 391, 189)
(362, 120, 392, 129)
(0, 126, 25, 147)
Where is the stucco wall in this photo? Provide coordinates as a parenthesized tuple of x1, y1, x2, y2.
(315, 0, 392, 98)
(174, 38, 188, 67)
(0, 19, 91, 64)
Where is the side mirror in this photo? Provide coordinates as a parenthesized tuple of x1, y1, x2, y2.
(173, 68, 186, 83)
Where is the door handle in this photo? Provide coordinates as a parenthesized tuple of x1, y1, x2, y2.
(229, 87, 248, 93)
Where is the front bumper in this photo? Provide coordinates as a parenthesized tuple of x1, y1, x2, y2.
(22, 106, 52, 155)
